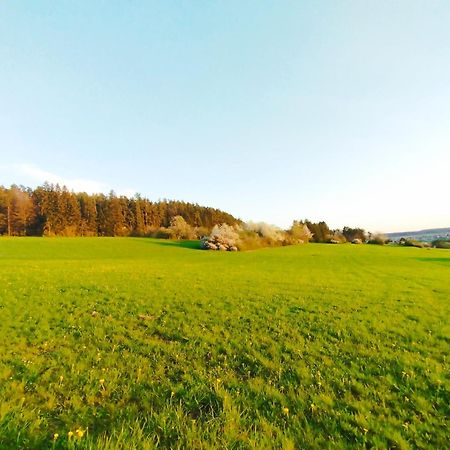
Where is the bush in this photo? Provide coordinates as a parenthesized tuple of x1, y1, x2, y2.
(400, 238, 425, 248)
(245, 222, 284, 241)
(326, 231, 346, 244)
(201, 224, 239, 251)
(238, 231, 286, 251)
(342, 226, 367, 242)
(169, 216, 196, 240)
(286, 221, 313, 244)
(148, 227, 170, 239)
(236, 231, 266, 251)
(367, 234, 388, 245)
(195, 226, 210, 239)
(201, 221, 313, 251)
(432, 239, 450, 249)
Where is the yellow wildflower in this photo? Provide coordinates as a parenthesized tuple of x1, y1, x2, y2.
(282, 407, 289, 416)
(76, 428, 85, 438)
(68, 431, 74, 438)
(53, 433, 59, 440)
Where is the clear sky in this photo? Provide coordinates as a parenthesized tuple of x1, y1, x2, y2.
(1, 1, 449, 232)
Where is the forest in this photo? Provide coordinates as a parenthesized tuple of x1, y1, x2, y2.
(0, 184, 239, 237)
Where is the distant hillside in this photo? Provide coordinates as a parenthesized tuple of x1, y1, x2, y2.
(387, 227, 450, 242)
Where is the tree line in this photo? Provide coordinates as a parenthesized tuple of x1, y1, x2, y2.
(303, 220, 368, 243)
(0, 183, 376, 243)
(0, 184, 239, 237)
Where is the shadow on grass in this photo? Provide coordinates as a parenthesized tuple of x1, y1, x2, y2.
(416, 257, 450, 264)
(143, 239, 202, 250)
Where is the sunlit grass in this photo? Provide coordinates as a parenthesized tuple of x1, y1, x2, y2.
(0, 238, 448, 449)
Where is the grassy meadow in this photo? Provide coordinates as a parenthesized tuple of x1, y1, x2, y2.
(0, 238, 448, 449)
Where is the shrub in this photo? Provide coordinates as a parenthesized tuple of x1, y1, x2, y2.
(195, 226, 210, 239)
(342, 226, 367, 242)
(168, 216, 196, 240)
(432, 239, 450, 249)
(154, 227, 171, 239)
(400, 238, 425, 248)
(286, 221, 313, 244)
(201, 223, 240, 251)
(202, 221, 314, 251)
(324, 231, 346, 244)
(236, 230, 266, 251)
(245, 222, 284, 241)
(367, 234, 388, 245)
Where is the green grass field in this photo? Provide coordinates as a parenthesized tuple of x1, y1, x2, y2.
(0, 238, 448, 449)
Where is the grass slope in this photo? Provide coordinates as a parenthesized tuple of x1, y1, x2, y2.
(0, 238, 448, 449)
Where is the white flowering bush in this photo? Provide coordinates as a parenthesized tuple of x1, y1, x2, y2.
(202, 221, 313, 251)
(244, 221, 284, 241)
(201, 223, 239, 251)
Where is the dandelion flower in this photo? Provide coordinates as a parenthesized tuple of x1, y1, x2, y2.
(282, 407, 289, 416)
(100, 379, 105, 384)
(53, 433, 59, 440)
(68, 431, 74, 438)
(76, 428, 85, 438)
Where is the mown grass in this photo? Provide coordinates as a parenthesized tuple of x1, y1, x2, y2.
(0, 238, 448, 449)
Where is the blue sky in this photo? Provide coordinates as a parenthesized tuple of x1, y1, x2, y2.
(1, 1, 449, 232)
